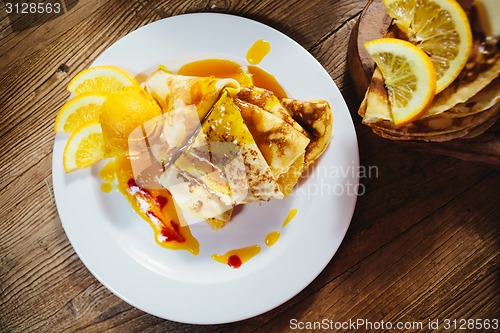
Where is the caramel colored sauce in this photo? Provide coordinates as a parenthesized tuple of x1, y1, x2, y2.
(178, 59, 246, 81)
(246, 39, 271, 65)
(100, 161, 116, 193)
(247, 65, 287, 98)
(101, 182, 113, 193)
(282, 208, 297, 228)
(212, 245, 261, 268)
(114, 156, 200, 255)
(177, 58, 286, 98)
(265, 231, 280, 247)
(100, 161, 116, 181)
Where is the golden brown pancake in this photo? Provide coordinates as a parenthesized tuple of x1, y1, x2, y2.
(144, 69, 241, 166)
(146, 74, 333, 228)
(145, 68, 240, 118)
(238, 86, 333, 169)
(280, 98, 333, 169)
(237, 86, 310, 137)
(159, 90, 283, 227)
(234, 98, 310, 196)
(361, 76, 500, 141)
(372, 103, 499, 141)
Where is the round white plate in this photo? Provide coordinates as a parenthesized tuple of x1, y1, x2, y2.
(52, 13, 359, 324)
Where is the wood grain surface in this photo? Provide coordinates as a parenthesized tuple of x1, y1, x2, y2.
(1, 0, 498, 332)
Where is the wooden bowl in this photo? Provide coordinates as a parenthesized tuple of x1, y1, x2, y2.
(347, 0, 500, 168)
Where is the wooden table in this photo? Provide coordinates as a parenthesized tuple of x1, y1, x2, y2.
(1, 0, 498, 331)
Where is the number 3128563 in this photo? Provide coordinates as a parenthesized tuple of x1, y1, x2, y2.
(6, 2, 62, 14)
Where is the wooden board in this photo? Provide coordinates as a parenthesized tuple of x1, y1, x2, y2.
(348, 0, 500, 169)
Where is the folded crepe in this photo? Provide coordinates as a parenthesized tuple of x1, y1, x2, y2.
(159, 90, 283, 228)
(234, 98, 310, 196)
(144, 69, 241, 165)
(237, 86, 333, 169)
(280, 98, 333, 168)
(237, 87, 310, 137)
(360, 74, 500, 141)
(143, 72, 333, 229)
(361, 58, 500, 125)
(372, 104, 499, 142)
(144, 68, 241, 117)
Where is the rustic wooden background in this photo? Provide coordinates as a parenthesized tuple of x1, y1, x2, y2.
(1, 0, 498, 332)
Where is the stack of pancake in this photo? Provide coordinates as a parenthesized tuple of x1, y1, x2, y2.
(140, 69, 332, 228)
(358, 3, 499, 142)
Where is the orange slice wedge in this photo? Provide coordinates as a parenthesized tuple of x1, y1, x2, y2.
(383, 0, 472, 93)
(63, 122, 104, 173)
(67, 66, 139, 95)
(55, 93, 107, 133)
(365, 38, 437, 127)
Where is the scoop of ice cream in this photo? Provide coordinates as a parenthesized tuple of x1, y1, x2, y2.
(99, 86, 161, 156)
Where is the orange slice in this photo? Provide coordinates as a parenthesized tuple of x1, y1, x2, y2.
(67, 66, 139, 94)
(63, 122, 105, 173)
(383, 0, 473, 93)
(365, 38, 436, 127)
(54, 93, 107, 133)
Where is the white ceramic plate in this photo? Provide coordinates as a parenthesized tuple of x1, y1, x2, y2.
(53, 13, 359, 324)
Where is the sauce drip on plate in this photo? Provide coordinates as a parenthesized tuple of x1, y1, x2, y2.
(212, 245, 261, 268)
(178, 59, 246, 81)
(114, 156, 200, 254)
(100, 182, 113, 193)
(100, 161, 116, 182)
(265, 231, 280, 247)
(247, 65, 287, 98)
(100, 161, 116, 192)
(177, 58, 287, 98)
(246, 39, 271, 65)
(282, 208, 298, 228)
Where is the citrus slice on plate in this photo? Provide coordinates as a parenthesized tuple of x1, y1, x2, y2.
(382, 0, 472, 93)
(55, 93, 107, 133)
(365, 38, 436, 127)
(67, 66, 139, 94)
(63, 122, 105, 173)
